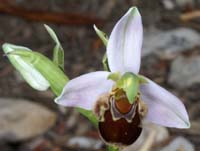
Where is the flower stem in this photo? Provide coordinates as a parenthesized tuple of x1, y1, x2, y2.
(108, 145, 119, 151)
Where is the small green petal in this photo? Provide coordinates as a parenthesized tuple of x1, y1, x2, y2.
(116, 72, 140, 104)
(107, 72, 121, 82)
(44, 24, 64, 70)
(93, 24, 108, 46)
(138, 75, 148, 84)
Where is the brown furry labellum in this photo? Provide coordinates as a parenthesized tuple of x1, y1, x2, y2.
(93, 90, 147, 146)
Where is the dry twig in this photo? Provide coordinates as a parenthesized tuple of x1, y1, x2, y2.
(180, 10, 200, 21)
(0, 2, 104, 26)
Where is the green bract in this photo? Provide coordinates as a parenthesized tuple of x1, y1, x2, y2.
(44, 24, 64, 70)
(2, 43, 50, 91)
(5, 48, 68, 96)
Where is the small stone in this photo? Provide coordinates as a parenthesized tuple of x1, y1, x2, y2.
(162, 0, 175, 10)
(175, 0, 194, 8)
(143, 28, 200, 58)
(159, 137, 194, 151)
(168, 55, 200, 88)
(67, 136, 103, 150)
(0, 98, 57, 141)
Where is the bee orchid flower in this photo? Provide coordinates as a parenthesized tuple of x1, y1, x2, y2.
(55, 7, 190, 146)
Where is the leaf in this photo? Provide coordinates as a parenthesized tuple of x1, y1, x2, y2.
(44, 24, 64, 70)
(116, 72, 140, 104)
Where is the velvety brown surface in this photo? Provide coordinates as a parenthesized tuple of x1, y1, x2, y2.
(99, 104, 142, 145)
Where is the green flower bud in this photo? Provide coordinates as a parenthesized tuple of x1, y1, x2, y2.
(3, 43, 69, 96)
(2, 43, 50, 91)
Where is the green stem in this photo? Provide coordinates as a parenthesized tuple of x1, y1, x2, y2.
(108, 145, 120, 151)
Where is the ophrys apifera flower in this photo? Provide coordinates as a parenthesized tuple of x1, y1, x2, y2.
(55, 7, 190, 146)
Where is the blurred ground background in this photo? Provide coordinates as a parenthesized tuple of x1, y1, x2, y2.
(0, 0, 199, 151)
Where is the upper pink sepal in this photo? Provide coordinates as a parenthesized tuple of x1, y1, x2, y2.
(107, 7, 143, 74)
